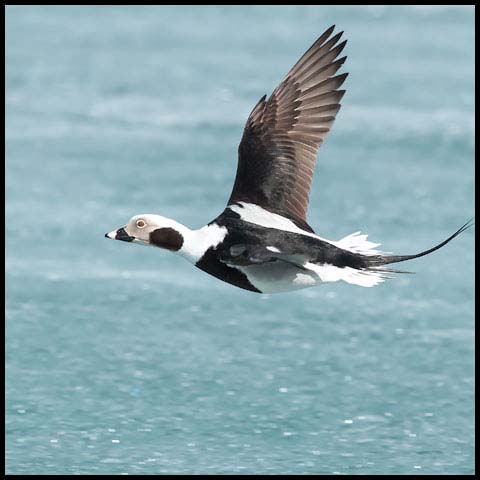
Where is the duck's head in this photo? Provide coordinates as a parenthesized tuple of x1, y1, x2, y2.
(105, 214, 185, 251)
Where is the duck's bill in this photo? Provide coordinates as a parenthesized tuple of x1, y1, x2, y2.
(105, 227, 135, 242)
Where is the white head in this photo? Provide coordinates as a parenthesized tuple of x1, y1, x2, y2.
(106, 213, 228, 265)
(105, 214, 188, 252)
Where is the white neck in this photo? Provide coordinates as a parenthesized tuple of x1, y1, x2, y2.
(177, 223, 228, 264)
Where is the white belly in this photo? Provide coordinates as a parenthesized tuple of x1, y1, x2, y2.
(237, 259, 386, 293)
(238, 262, 322, 294)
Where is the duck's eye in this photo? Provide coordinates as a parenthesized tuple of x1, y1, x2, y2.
(136, 219, 146, 228)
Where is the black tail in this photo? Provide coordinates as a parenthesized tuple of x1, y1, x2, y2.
(369, 218, 474, 269)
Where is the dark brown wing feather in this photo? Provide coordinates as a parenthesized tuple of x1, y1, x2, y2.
(228, 26, 348, 228)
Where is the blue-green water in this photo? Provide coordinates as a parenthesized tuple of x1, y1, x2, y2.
(6, 5, 474, 475)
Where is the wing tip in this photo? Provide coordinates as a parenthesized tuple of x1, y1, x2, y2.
(336, 71, 349, 86)
(325, 24, 336, 36)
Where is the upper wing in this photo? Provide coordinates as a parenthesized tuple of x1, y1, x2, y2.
(227, 25, 348, 228)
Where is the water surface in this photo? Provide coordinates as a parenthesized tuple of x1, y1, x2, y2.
(6, 5, 474, 475)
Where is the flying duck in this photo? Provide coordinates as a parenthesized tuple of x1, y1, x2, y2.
(105, 25, 473, 294)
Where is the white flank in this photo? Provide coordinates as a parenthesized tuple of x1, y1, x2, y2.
(305, 262, 386, 287)
(266, 246, 281, 253)
(239, 262, 320, 293)
(238, 260, 386, 292)
(293, 273, 318, 288)
(333, 231, 384, 256)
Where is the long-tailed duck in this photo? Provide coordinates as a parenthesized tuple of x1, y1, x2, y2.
(106, 25, 473, 294)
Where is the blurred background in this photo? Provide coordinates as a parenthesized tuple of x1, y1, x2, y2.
(6, 5, 474, 475)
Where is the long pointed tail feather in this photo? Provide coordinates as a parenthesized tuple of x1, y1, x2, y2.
(369, 218, 474, 268)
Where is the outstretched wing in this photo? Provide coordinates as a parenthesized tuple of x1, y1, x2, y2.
(227, 25, 348, 228)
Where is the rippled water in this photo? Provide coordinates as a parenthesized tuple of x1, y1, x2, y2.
(6, 5, 474, 474)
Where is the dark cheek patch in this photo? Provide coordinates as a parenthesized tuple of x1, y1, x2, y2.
(150, 228, 184, 251)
